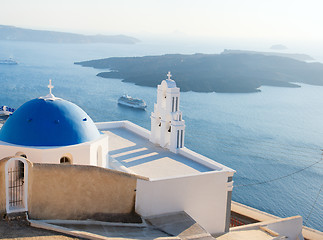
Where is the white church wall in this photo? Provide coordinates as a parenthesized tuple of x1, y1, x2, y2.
(41, 145, 90, 165)
(136, 171, 231, 234)
(0, 136, 109, 167)
(0, 144, 17, 159)
(90, 141, 98, 166)
(89, 136, 108, 167)
(0, 144, 39, 162)
(100, 140, 108, 168)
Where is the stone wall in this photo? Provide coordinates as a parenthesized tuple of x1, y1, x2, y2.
(28, 164, 139, 220)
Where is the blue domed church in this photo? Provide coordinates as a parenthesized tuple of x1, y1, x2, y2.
(0, 76, 305, 238)
(0, 80, 108, 166)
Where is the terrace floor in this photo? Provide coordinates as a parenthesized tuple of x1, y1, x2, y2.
(102, 127, 213, 179)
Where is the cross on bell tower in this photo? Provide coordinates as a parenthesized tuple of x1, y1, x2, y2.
(167, 71, 172, 80)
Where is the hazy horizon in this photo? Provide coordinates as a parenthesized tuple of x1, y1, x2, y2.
(1, 0, 322, 41)
(1, 0, 323, 62)
(2, 24, 323, 63)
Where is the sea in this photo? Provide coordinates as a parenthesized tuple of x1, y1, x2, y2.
(0, 40, 322, 231)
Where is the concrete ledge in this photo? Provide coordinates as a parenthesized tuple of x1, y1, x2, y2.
(40, 219, 147, 227)
(231, 201, 279, 223)
(124, 121, 150, 139)
(230, 215, 301, 231)
(29, 219, 180, 240)
(230, 216, 303, 240)
(302, 226, 323, 240)
(179, 147, 235, 174)
(29, 220, 112, 240)
(232, 201, 323, 240)
(33, 162, 149, 181)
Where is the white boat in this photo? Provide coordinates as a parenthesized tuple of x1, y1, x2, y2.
(0, 58, 18, 65)
(118, 95, 147, 109)
(0, 106, 15, 116)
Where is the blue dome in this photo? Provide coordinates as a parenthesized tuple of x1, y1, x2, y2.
(0, 98, 100, 146)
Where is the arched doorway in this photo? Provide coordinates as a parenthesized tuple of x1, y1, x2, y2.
(5, 157, 28, 213)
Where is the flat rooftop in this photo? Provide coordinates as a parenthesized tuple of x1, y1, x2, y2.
(102, 127, 213, 179)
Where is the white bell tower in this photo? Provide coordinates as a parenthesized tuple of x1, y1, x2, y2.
(150, 72, 185, 153)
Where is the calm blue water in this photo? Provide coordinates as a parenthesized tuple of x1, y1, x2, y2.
(0, 41, 322, 231)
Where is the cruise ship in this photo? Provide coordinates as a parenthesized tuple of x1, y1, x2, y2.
(0, 58, 18, 65)
(118, 94, 147, 109)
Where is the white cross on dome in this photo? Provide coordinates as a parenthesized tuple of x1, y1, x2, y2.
(39, 79, 61, 101)
(48, 79, 54, 95)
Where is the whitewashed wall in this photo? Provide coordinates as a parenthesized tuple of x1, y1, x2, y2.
(89, 136, 108, 167)
(0, 134, 108, 167)
(136, 171, 231, 234)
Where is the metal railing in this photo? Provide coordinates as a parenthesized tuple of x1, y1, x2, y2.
(230, 216, 246, 227)
(8, 166, 24, 207)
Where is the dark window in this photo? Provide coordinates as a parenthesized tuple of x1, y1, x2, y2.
(180, 130, 183, 148)
(172, 97, 175, 112)
(177, 130, 180, 148)
(60, 157, 71, 164)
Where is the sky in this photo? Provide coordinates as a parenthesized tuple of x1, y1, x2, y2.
(1, 0, 323, 43)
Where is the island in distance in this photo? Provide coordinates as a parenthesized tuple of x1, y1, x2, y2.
(75, 52, 323, 93)
(270, 44, 288, 50)
(0, 25, 139, 44)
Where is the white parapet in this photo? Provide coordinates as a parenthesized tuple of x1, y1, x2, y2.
(136, 171, 231, 235)
(96, 121, 150, 139)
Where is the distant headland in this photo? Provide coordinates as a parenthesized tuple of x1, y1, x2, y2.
(222, 49, 314, 62)
(75, 52, 323, 93)
(0, 25, 139, 44)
